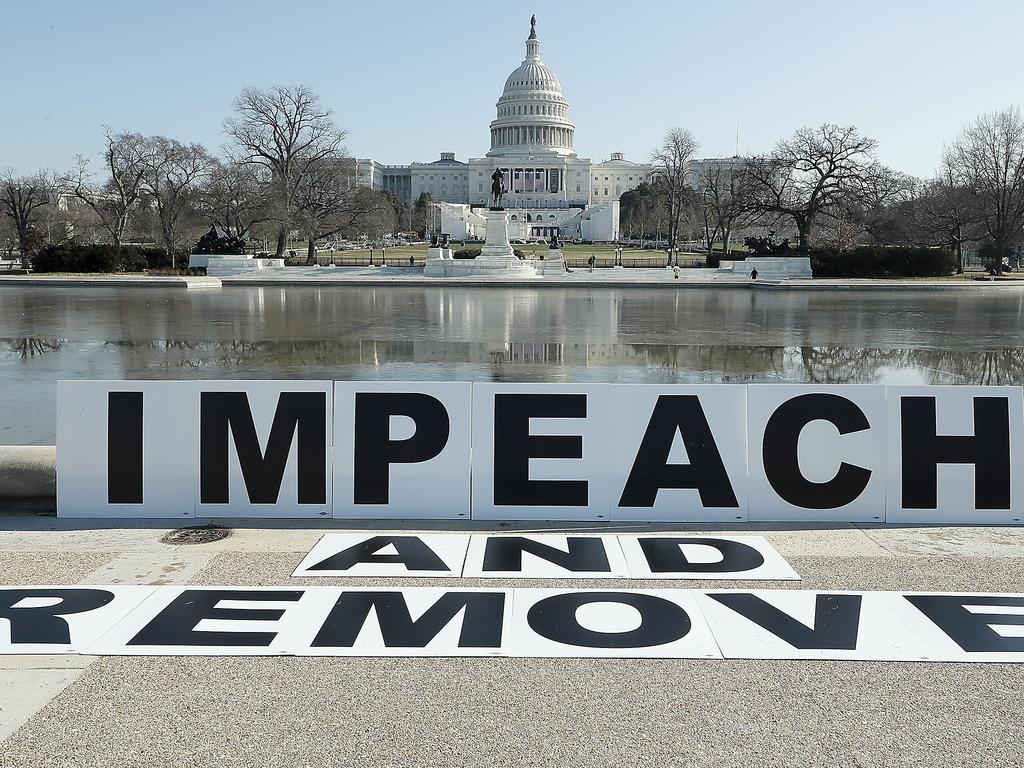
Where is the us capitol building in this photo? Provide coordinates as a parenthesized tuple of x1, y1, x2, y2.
(354, 16, 655, 242)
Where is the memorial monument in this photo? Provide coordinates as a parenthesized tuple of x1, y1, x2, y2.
(425, 166, 537, 277)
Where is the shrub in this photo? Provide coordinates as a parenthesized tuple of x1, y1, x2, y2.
(32, 244, 164, 273)
(809, 246, 956, 278)
(140, 248, 184, 269)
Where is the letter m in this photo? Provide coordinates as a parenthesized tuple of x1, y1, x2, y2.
(200, 391, 327, 504)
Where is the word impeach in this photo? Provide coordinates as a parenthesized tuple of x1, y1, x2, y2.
(291, 533, 800, 580)
(2, 586, 1023, 661)
(57, 381, 1024, 523)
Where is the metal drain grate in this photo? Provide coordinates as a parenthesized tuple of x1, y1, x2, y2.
(160, 525, 232, 545)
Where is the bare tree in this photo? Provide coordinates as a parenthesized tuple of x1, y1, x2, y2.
(224, 85, 347, 256)
(913, 168, 978, 273)
(696, 161, 753, 257)
(0, 170, 54, 268)
(650, 128, 699, 257)
(746, 124, 880, 252)
(293, 157, 384, 264)
(141, 137, 213, 266)
(855, 166, 917, 245)
(946, 106, 1024, 267)
(198, 160, 272, 240)
(65, 127, 152, 246)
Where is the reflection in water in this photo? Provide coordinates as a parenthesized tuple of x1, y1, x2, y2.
(4, 338, 68, 358)
(2, 284, 1024, 443)
(9, 336, 1024, 386)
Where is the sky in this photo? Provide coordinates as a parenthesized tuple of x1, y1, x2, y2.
(1, 0, 1022, 178)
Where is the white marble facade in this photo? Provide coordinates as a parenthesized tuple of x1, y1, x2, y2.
(370, 17, 653, 242)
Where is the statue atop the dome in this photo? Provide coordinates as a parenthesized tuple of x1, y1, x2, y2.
(490, 168, 506, 210)
(529, 14, 537, 39)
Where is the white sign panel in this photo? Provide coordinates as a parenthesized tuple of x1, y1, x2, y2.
(471, 384, 611, 520)
(292, 534, 470, 578)
(87, 586, 334, 656)
(617, 535, 800, 580)
(0, 586, 157, 654)
(508, 588, 721, 658)
(885, 386, 1024, 524)
(876, 592, 1024, 663)
(695, 590, 936, 660)
(51, 380, 1024, 524)
(3, 586, 1024, 660)
(610, 385, 748, 522)
(333, 382, 472, 519)
(58, 381, 196, 518)
(193, 381, 333, 518)
(292, 588, 512, 657)
(462, 534, 629, 579)
(746, 384, 887, 522)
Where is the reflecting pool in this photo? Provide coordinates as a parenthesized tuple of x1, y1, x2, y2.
(2, 285, 1023, 444)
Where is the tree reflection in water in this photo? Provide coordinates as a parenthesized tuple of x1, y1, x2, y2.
(5, 338, 68, 359)
(88, 339, 1024, 385)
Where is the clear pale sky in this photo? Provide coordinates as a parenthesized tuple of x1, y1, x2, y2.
(1, 0, 1021, 178)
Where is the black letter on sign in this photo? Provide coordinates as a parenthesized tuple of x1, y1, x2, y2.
(709, 592, 862, 650)
(637, 537, 765, 574)
(527, 591, 690, 648)
(0, 588, 115, 645)
(108, 391, 144, 503)
(353, 392, 451, 504)
(200, 391, 327, 505)
(128, 589, 303, 647)
(311, 591, 505, 648)
(307, 535, 451, 572)
(618, 395, 738, 508)
(762, 393, 873, 509)
(482, 536, 610, 573)
(904, 594, 1024, 653)
(901, 396, 1011, 509)
(493, 393, 587, 507)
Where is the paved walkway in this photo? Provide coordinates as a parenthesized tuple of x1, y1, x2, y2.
(0, 514, 1021, 767)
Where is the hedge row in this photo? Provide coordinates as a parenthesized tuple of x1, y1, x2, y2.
(809, 246, 956, 278)
(31, 245, 177, 273)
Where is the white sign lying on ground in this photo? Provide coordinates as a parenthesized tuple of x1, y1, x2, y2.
(2, 586, 1024, 661)
(56, 381, 1024, 524)
(291, 533, 800, 580)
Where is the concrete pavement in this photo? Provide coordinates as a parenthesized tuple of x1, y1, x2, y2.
(0, 516, 1022, 767)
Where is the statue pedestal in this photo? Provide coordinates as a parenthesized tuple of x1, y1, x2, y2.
(718, 256, 813, 280)
(424, 210, 536, 278)
(478, 209, 517, 262)
(424, 247, 453, 276)
(537, 247, 567, 275)
(194, 253, 285, 276)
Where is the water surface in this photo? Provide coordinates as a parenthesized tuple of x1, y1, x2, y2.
(2, 285, 1023, 444)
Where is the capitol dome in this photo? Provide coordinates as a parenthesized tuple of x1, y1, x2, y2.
(486, 16, 576, 159)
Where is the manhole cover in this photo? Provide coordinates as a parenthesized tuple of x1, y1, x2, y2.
(160, 525, 231, 545)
